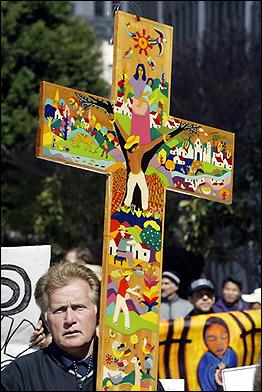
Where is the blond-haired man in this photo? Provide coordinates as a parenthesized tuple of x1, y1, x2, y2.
(1, 261, 100, 391)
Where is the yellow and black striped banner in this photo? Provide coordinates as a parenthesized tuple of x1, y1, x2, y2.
(159, 310, 261, 391)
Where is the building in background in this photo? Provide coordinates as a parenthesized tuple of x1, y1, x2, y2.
(164, 1, 260, 50)
(72, 1, 260, 82)
(72, 1, 260, 46)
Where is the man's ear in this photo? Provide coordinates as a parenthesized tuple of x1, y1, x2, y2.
(44, 312, 49, 326)
(188, 296, 193, 304)
(95, 306, 99, 326)
(96, 325, 99, 337)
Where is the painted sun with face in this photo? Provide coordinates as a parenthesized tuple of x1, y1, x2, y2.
(133, 29, 153, 56)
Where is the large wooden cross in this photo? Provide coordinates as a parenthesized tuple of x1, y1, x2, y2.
(36, 11, 235, 391)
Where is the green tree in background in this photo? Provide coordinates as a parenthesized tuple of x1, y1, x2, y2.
(1, 1, 109, 259)
(167, 23, 261, 289)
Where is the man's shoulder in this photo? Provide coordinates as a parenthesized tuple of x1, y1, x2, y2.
(239, 298, 250, 310)
(213, 298, 224, 311)
(176, 296, 191, 304)
(175, 296, 193, 309)
(4, 347, 50, 370)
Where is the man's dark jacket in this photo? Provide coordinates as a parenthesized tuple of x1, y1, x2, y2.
(1, 338, 164, 391)
(1, 341, 97, 391)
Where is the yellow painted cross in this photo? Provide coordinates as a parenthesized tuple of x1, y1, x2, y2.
(36, 11, 235, 391)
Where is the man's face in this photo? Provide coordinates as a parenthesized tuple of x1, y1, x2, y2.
(190, 288, 215, 312)
(205, 323, 229, 358)
(161, 278, 178, 299)
(46, 278, 97, 359)
(222, 281, 241, 304)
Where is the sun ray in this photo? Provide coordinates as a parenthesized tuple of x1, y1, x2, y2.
(130, 28, 154, 56)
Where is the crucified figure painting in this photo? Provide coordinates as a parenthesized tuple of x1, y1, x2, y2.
(109, 113, 194, 211)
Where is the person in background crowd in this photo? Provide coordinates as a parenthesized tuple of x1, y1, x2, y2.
(186, 278, 216, 316)
(1, 261, 100, 391)
(241, 287, 261, 310)
(160, 271, 193, 320)
(213, 277, 250, 313)
(30, 246, 102, 349)
(64, 246, 102, 281)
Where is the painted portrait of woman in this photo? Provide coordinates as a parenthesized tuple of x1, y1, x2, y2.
(125, 63, 151, 145)
(198, 316, 238, 391)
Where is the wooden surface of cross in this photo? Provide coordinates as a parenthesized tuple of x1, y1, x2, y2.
(36, 11, 235, 391)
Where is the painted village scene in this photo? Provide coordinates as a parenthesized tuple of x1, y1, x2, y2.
(37, 11, 235, 391)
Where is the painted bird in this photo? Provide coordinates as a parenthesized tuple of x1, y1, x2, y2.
(142, 337, 155, 355)
(123, 47, 134, 59)
(125, 22, 137, 38)
(144, 355, 154, 375)
(149, 27, 167, 56)
(116, 359, 128, 371)
(147, 57, 156, 70)
(112, 340, 126, 359)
